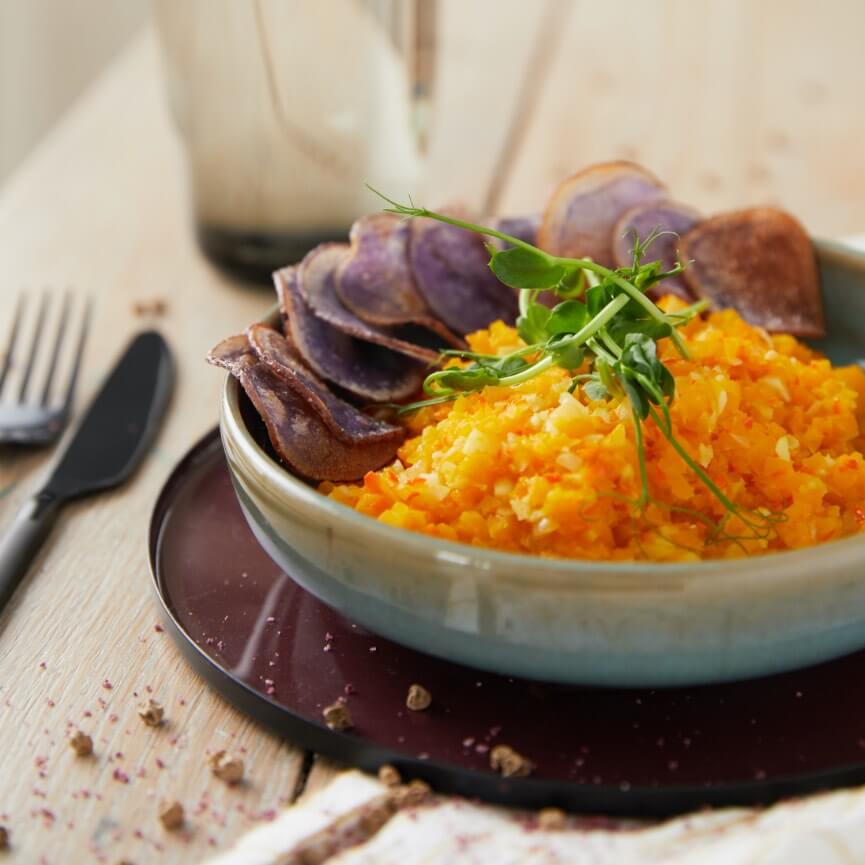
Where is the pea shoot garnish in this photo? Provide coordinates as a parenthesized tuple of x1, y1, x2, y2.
(369, 187, 785, 550)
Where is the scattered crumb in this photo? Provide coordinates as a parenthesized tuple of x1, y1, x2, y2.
(209, 751, 244, 785)
(102, 679, 113, 690)
(133, 298, 167, 317)
(322, 699, 353, 731)
(490, 744, 534, 778)
(138, 699, 165, 727)
(538, 807, 566, 830)
(377, 764, 401, 787)
(392, 779, 432, 808)
(0, 825, 7, 849)
(158, 800, 184, 831)
(405, 684, 432, 712)
(68, 730, 93, 757)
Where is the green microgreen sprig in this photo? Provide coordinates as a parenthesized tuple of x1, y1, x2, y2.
(369, 187, 785, 551)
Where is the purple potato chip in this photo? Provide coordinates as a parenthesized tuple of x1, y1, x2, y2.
(336, 214, 462, 348)
(612, 200, 701, 300)
(207, 334, 403, 482)
(680, 207, 825, 338)
(538, 161, 666, 266)
(488, 214, 542, 249)
(299, 243, 440, 362)
(409, 216, 519, 334)
(275, 266, 427, 403)
(246, 324, 403, 445)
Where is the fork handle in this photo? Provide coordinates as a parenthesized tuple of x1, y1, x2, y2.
(0, 491, 62, 613)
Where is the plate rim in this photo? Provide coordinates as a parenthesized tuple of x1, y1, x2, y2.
(147, 427, 865, 817)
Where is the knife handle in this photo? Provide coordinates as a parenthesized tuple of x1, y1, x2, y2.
(0, 491, 62, 613)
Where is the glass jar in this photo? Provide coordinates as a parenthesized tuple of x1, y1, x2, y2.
(154, 0, 435, 281)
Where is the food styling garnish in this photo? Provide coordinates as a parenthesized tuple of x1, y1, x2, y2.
(371, 188, 786, 549)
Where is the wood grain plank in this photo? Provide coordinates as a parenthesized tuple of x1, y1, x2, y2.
(0, 32, 306, 864)
(498, 0, 865, 236)
(422, 0, 554, 212)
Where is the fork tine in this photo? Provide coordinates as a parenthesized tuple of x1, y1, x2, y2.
(59, 296, 91, 414)
(0, 293, 25, 396)
(40, 291, 71, 406)
(17, 291, 49, 402)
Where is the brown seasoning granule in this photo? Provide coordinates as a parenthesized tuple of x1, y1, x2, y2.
(133, 298, 168, 317)
(405, 683, 432, 712)
(322, 700, 353, 731)
(68, 730, 93, 757)
(490, 744, 534, 778)
(158, 800, 184, 831)
(209, 750, 245, 785)
(377, 764, 402, 787)
(138, 699, 164, 727)
(538, 807, 567, 830)
(0, 825, 7, 849)
(392, 778, 432, 808)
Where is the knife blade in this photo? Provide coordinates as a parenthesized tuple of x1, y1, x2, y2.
(0, 330, 174, 612)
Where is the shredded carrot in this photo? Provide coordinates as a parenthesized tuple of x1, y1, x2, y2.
(326, 302, 865, 561)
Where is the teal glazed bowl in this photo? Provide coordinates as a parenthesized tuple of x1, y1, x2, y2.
(220, 240, 865, 687)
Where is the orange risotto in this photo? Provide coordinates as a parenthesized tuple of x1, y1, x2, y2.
(323, 302, 865, 561)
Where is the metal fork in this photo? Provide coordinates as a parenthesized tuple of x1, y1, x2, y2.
(0, 292, 91, 445)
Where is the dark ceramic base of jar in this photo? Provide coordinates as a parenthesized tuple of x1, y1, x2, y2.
(197, 223, 350, 284)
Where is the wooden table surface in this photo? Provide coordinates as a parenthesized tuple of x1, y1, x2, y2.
(2, 6, 865, 861)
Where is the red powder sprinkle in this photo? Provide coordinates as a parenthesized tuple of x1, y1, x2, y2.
(83, 710, 92, 718)
(102, 679, 113, 690)
(39, 661, 47, 670)
(179, 698, 187, 706)
(146, 685, 153, 694)
(46, 699, 55, 708)
(344, 683, 356, 696)
(155, 757, 166, 769)
(112, 768, 130, 784)
(109, 714, 119, 724)
(154, 623, 164, 633)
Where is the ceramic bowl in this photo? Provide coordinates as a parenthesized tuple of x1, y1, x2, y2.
(220, 240, 865, 687)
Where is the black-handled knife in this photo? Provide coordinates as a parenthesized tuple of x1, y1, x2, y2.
(0, 330, 174, 612)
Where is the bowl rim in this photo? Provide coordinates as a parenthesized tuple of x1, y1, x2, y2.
(222, 369, 865, 579)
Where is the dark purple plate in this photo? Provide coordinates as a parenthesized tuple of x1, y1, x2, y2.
(148, 429, 865, 816)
